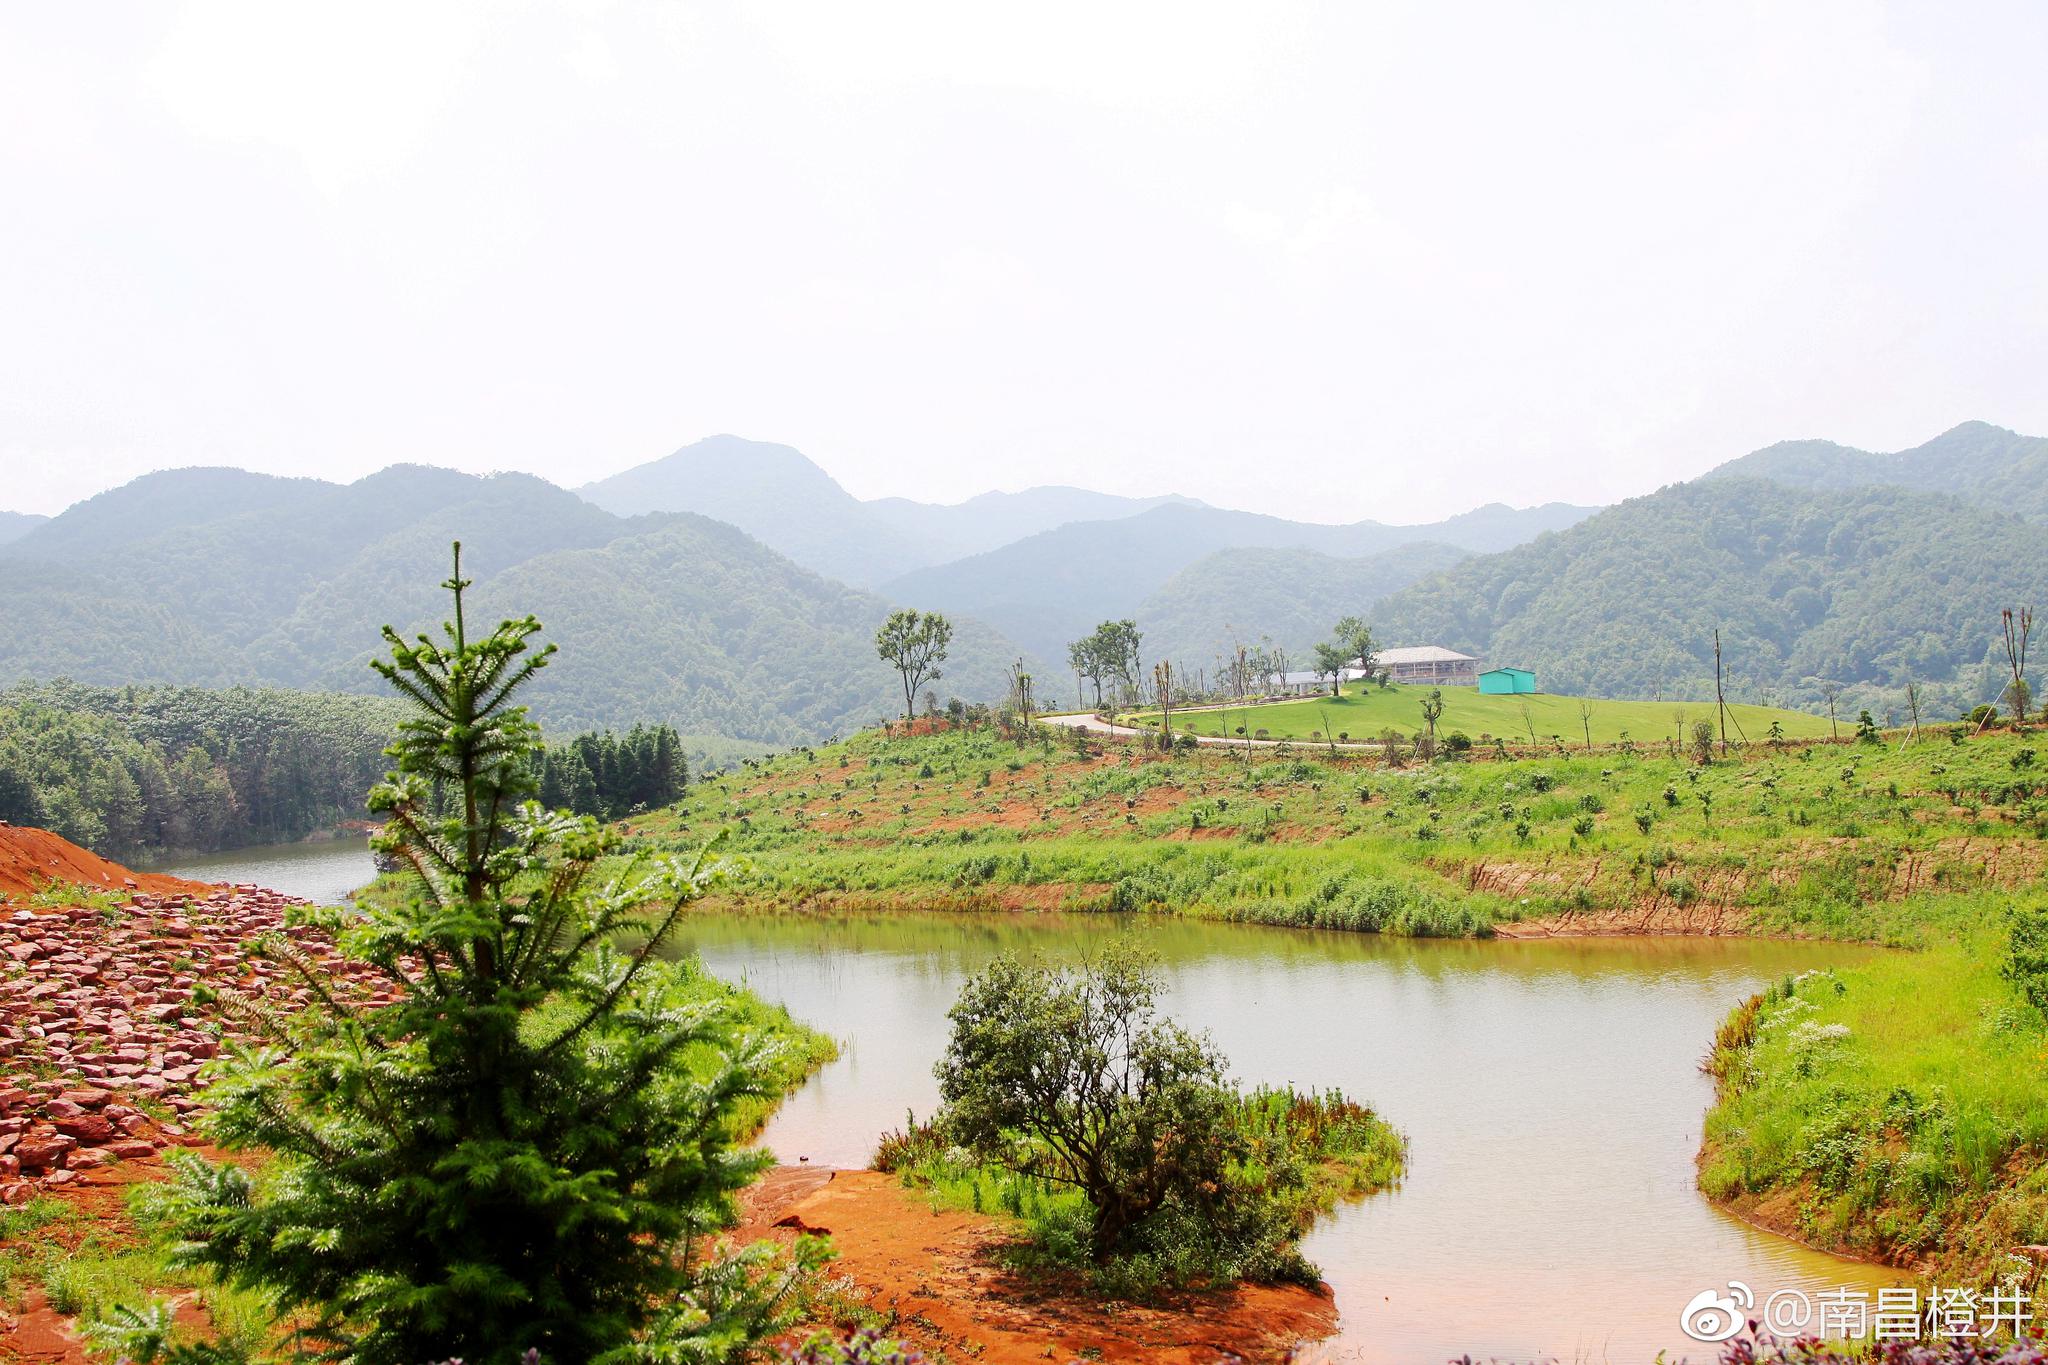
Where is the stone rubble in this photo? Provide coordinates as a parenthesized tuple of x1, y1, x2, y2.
(0, 885, 402, 1204)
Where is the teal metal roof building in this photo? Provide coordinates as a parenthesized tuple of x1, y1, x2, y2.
(1478, 666, 1537, 695)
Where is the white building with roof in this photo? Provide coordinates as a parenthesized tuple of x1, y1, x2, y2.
(1359, 646, 1482, 686)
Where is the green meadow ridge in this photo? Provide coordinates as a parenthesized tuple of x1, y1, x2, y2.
(1127, 680, 1835, 747)
(638, 717, 2048, 1281)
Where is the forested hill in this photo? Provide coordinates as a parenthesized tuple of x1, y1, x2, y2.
(0, 512, 48, 545)
(580, 434, 1205, 584)
(1703, 421, 2048, 522)
(0, 465, 1026, 745)
(880, 500, 1594, 662)
(1135, 542, 1469, 680)
(1370, 478, 2048, 717)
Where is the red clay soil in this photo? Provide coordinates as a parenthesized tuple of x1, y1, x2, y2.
(0, 825, 212, 900)
(0, 1148, 218, 1365)
(737, 1167, 1338, 1363)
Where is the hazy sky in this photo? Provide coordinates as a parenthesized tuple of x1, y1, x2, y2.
(5, 3, 2045, 522)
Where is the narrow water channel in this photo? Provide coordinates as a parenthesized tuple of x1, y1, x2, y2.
(151, 841, 1901, 1360)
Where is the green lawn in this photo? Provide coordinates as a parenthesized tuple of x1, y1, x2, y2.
(1132, 682, 1837, 746)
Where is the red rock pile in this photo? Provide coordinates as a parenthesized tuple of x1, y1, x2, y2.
(0, 885, 399, 1204)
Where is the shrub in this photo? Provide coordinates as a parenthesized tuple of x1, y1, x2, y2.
(2006, 901, 2048, 1016)
(1691, 720, 1717, 764)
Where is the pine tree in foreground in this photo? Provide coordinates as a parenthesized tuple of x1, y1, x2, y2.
(160, 545, 813, 1364)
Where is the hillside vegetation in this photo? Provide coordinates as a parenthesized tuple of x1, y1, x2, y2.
(0, 681, 403, 854)
(0, 465, 1025, 745)
(0, 682, 703, 856)
(1371, 478, 2047, 719)
(1130, 681, 1835, 747)
(882, 500, 1592, 662)
(1134, 542, 1468, 677)
(1704, 420, 2048, 522)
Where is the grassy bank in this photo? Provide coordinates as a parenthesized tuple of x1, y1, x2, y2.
(1699, 890, 2048, 1279)
(631, 719, 2046, 944)
(1126, 680, 1837, 746)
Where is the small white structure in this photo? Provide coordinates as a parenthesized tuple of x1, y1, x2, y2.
(1362, 646, 1481, 686)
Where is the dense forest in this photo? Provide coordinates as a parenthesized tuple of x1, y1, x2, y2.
(0, 681, 404, 854)
(535, 725, 688, 821)
(1371, 479, 2047, 719)
(0, 681, 693, 856)
(1703, 420, 2048, 523)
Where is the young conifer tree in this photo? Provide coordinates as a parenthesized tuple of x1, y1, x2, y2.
(163, 545, 805, 1364)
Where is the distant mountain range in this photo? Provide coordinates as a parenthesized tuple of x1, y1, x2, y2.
(0, 512, 49, 546)
(1372, 475, 2048, 716)
(1702, 420, 2048, 521)
(1134, 541, 1472, 683)
(580, 435, 1205, 586)
(878, 500, 1594, 663)
(9, 419, 2043, 743)
(0, 465, 1022, 746)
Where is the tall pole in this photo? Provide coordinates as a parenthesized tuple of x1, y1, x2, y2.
(1714, 629, 1729, 758)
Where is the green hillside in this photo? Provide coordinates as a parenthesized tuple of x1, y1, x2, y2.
(1130, 681, 1835, 746)
(882, 500, 1592, 662)
(0, 511, 48, 545)
(1704, 420, 2048, 522)
(1369, 478, 2048, 719)
(1135, 541, 1468, 675)
(0, 466, 1029, 746)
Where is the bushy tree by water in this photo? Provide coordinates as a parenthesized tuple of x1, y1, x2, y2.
(162, 546, 801, 1364)
(935, 940, 1247, 1261)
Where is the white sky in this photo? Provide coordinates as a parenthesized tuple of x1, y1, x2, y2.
(4, 2, 2045, 522)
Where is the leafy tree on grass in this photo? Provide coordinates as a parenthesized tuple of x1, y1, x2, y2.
(1331, 616, 1378, 680)
(935, 940, 1241, 1262)
(875, 609, 953, 719)
(1311, 642, 1351, 697)
(1067, 620, 1144, 711)
(161, 545, 810, 1364)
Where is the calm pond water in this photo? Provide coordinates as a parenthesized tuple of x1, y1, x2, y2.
(149, 841, 1901, 1359)
(146, 836, 377, 905)
(672, 911, 1904, 1364)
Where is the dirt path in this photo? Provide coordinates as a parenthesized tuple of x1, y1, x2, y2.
(738, 1167, 1338, 1363)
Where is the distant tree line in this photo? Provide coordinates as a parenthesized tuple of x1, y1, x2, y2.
(535, 724, 688, 821)
(0, 680, 406, 855)
(0, 680, 691, 856)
